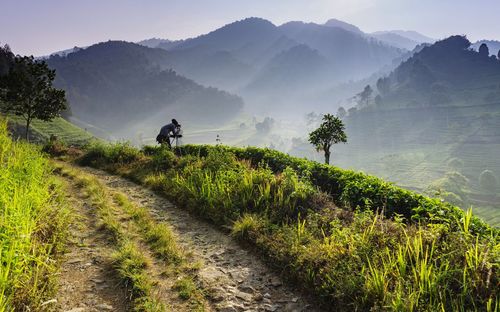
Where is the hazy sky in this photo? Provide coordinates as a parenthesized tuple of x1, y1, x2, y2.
(1, 0, 499, 56)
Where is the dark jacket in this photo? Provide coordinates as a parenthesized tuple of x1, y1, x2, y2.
(159, 123, 176, 137)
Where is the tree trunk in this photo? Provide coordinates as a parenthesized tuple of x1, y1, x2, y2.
(324, 150, 330, 165)
(25, 117, 30, 141)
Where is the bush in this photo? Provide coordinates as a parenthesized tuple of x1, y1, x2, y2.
(79, 141, 142, 166)
(479, 170, 498, 193)
(150, 147, 177, 171)
(42, 136, 68, 157)
(176, 145, 494, 237)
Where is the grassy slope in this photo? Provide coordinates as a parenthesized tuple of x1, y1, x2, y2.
(5, 115, 95, 145)
(69, 142, 499, 311)
(323, 105, 500, 226)
(0, 119, 71, 310)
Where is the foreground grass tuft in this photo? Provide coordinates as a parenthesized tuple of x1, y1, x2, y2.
(0, 119, 71, 310)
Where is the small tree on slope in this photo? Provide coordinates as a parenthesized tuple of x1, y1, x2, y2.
(1, 56, 67, 140)
(308, 113, 347, 165)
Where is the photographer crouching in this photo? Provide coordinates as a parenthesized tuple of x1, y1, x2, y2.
(156, 119, 182, 148)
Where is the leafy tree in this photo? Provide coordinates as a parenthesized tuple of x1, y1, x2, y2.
(308, 113, 347, 164)
(478, 43, 489, 57)
(1, 56, 67, 140)
(374, 94, 383, 106)
(479, 170, 497, 193)
(336, 106, 346, 119)
(376, 77, 390, 95)
(356, 85, 373, 107)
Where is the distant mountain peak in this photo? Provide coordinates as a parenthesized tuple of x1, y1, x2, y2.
(373, 30, 435, 44)
(324, 18, 363, 34)
(136, 38, 171, 48)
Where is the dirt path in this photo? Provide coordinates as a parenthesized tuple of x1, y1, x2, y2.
(80, 166, 318, 312)
(56, 179, 131, 312)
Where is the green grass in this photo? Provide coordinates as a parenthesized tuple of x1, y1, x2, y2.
(5, 114, 95, 146)
(0, 119, 71, 311)
(73, 142, 499, 311)
(58, 164, 207, 311)
(58, 166, 165, 312)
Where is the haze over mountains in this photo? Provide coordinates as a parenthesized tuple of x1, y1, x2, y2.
(45, 17, 437, 134)
(5, 15, 500, 222)
(299, 36, 500, 223)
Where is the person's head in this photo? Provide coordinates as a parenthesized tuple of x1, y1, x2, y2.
(171, 119, 179, 126)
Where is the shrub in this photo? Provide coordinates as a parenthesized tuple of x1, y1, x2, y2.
(175, 144, 495, 237)
(150, 147, 177, 171)
(479, 170, 498, 193)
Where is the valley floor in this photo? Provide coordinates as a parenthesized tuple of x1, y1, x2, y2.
(56, 163, 316, 312)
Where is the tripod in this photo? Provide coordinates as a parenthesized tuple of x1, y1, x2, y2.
(169, 134, 183, 148)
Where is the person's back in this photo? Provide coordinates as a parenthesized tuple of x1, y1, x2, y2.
(159, 123, 176, 137)
(157, 118, 180, 148)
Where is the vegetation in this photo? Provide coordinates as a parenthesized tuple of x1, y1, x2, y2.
(7, 114, 95, 146)
(57, 164, 207, 311)
(0, 119, 71, 310)
(308, 114, 347, 164)
(73, 142, 499, 311)
(0, 50, 67, 140)
(46, 41, 244, 132)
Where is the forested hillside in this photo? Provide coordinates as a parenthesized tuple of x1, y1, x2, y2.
(46, 41, 244, 136)
(314, 36, 500, 224)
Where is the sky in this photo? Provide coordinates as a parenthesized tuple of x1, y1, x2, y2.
(1, 0, 499, 56)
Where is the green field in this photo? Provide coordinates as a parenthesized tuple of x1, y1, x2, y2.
(5, 115, 96, 146)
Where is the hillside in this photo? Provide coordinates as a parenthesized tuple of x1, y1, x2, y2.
(6, 115, 96, 145)
(301, 36, 500, 225)
(46, 41, 244, 139)
(145, 18, 406, 114)
(62, 141, 498, 311)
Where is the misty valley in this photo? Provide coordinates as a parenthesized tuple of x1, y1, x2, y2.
(16, 19, 498, 226)
(1, 13, 499, 312)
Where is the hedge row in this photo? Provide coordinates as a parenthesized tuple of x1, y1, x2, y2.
(174, 145, 497, 236)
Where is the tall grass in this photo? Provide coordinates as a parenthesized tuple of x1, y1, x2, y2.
(76, 142, 499, 311)
(0, 119, 70, 311)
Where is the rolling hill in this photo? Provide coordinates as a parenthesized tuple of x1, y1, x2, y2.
(305, 36, 500, 224)
(46, 41, 244, 139)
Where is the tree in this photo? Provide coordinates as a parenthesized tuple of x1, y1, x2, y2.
(1, 56, 67, 140)
(308, 113, 347, 164)
(376, 77, 390, 95)
(356, 85, 373, 107)
(336, 106, 346, 119)
(478, 43, 489, 57)
(479, 170, 497, 193)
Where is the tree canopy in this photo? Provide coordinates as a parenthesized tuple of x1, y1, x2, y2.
(308, 113, 347, 164)
(0, 55, 67, 140)
(478, 43, 489, 57)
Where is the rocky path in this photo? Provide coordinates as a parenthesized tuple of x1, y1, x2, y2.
(55, 178, 130, 312)
(80, 166, 318, 312)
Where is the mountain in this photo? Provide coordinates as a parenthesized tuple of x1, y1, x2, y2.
(372, 36, 500, 109)
(46, 41, 243, 139)
(278, 21, 403, 80)
(136, 38, 172, 48)
(323, 18, 363, 34)
(383, 30, 435, 44)
(302, 36, 500, 221)
(371, 32, 420, 50)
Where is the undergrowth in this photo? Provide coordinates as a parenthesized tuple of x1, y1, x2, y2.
(71, 142, 499, 311)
